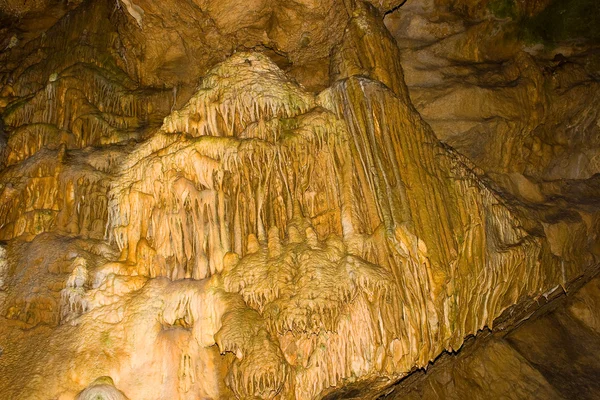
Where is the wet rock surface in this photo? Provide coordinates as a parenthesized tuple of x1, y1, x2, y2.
(0, 0, 598, 399)
(384, 273, 600, 400)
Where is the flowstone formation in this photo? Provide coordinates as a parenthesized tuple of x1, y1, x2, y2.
(0, 0, 597, 399)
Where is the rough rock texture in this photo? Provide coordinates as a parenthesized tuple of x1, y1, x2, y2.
(384, 273, 600, 400)
(385, 0, 600, 275)
(0, 0, 598, 399)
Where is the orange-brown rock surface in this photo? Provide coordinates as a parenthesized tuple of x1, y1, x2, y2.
(0, 0, 598, 399)
(383, 274, 600, 400)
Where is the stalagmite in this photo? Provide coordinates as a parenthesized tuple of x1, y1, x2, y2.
(75, 376, 130, 400)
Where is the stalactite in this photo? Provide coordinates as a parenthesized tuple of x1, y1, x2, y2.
(162, 53, 315, 138)
(2, 0, 595, 392)
(90, 52, 574, 398)
(60, 257, 90, 322)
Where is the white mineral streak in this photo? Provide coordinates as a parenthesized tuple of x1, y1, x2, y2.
(0, 245, 7, 308)
(0, 245, 6, 289)
(120, 0, 144, 28)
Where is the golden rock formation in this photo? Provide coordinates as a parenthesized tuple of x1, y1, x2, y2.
(0, 0, 598, 399)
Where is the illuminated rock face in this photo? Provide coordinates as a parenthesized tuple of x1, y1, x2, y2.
(0, 0, 597, 399)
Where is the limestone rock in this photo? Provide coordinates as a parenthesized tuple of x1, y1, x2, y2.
(0, 0, 598, 399)
(75, 376, 130, 400)
(385, 275, 600, 399)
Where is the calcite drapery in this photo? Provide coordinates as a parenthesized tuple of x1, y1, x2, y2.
(98, 52, 560, 399)
(0, 0, 593, 399)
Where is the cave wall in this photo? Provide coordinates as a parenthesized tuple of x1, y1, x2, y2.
(0, 0, 598, 399)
